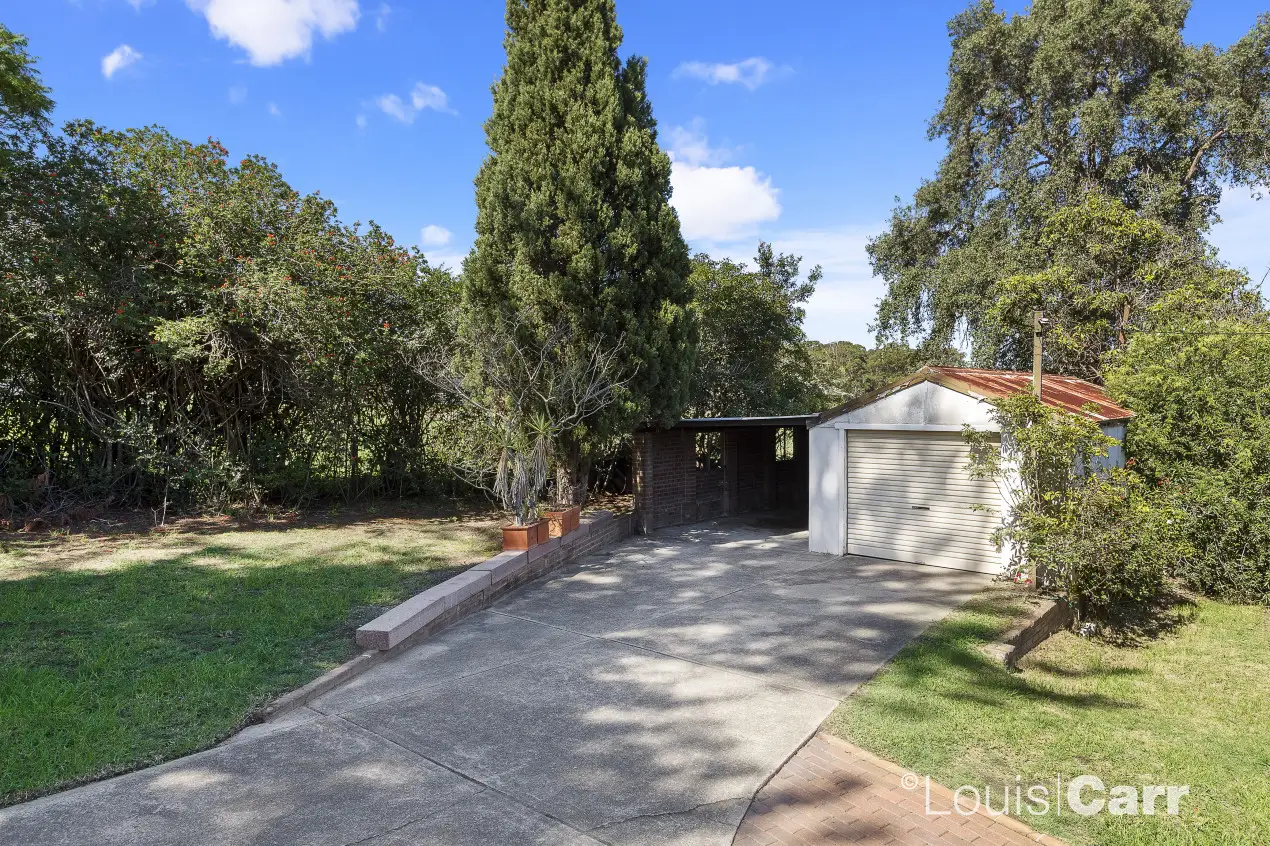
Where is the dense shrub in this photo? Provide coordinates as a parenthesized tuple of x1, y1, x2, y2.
(1035, 471, 1187, 619)
(966, 394, 1185, 621)
(1105, 286, 1270, 604)
(0, 120, 458, 510)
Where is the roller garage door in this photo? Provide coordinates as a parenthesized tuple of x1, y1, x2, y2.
(846, 430, 1004, 573)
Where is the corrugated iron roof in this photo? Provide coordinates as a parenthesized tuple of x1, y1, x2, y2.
(924, 367, 1134, 422)
(816, 366, 1134, 425)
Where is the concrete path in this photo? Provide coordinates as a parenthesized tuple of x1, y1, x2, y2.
(734, 733, 1064, 846)
(0, 521, 990, 846)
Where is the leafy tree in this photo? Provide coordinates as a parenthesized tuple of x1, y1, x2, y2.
(870, 0, 1270, 367)
(687, 243, 821, 416)
(1105, 285, 1270, 604)
(1, 118, 451, 509)
(806, 340, 962, 405)
(989, 192, 1250, 379)
(0, 23, 52, 152)
(417, 316, 628, 524)
(461, 0, 694, 503)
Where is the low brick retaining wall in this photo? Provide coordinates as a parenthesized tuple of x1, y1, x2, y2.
(357, 509, 633, 649)
(983, 595, 1075, 669)
(259, 510, 633, 721)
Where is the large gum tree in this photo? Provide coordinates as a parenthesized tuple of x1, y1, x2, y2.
(869, 0, 1270, 370)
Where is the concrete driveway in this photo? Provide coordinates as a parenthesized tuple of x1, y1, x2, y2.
(0, 520, 990, 846)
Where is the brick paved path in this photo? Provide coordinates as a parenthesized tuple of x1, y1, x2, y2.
(734, 734, 1066, 846)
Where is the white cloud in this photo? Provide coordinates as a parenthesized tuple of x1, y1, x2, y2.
(185, 0, 359, 67)
(411, 83, 449, 112)
(769, 226, 883, 344)
(674, 57, 776, 91)
(268, 102, 283, 117)
(375, 2, 391, 32)
(419, 224, 451, 247)
(228, 85, 247, 104)
(1211, 186, 1270, 286)
(355, 113, 368, 129)
(373, 82, 453, 123)
(102, 44, 142, 79)
(668, 122, 780, 241)
(375, 93, 411, 122)
(126, 0, 154, 9)
(425, 252, 466, 271)
(666, 120, 730, 167)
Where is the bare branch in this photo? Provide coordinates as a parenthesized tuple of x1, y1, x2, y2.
(408, 311, 629, 523)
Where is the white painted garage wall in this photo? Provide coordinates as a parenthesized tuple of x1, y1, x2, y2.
(825, 380, 999, 431)
(808, 378, 1128, 572)
(809, 381, 1007, 570)
(808, 426, 845, 554)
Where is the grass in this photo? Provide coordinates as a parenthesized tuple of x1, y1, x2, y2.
(0, 507, 500, 806)
(825, 585, 1270, 846)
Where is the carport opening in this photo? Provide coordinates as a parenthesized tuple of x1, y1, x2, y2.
(695, 432, 724, 470)
(634, 415, 815, 534)
(775, 427, 796, 462)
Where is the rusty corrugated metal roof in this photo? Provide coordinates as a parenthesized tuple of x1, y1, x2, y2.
(925, 367, 1133, 422)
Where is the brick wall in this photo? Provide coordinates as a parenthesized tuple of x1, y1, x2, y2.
(634, 425, 809, 533)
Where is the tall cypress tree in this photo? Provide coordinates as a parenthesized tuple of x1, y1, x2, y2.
(462, 0, 694, 503)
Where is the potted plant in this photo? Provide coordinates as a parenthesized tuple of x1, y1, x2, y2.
(502, 520, 542, 550)
(494, 423, 551, 551)
(542, 502, 582, 538)
(412, 314, 628, 553)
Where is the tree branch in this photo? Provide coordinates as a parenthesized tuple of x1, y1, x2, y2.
(1184, 128, 1227, 185)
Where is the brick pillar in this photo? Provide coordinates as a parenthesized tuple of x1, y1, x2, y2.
(633, 428, 696, 532)
(633, 431, 654, 534)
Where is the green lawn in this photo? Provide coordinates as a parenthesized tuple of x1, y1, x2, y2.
(826, 586, 1270, 846)
(0, 509, 500, 806)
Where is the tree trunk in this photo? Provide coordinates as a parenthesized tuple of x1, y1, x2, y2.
(555, 439, 590, 506)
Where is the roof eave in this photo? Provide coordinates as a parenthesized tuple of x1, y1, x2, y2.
(812, 367, 938, 425)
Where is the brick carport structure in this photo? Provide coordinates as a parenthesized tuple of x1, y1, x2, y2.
(633, 415, 816, 533)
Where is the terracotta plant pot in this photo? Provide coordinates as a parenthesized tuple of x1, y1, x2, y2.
(535, 518, 551, 545)
(542, 505, 582, 538)
(502, 522, 542, 551)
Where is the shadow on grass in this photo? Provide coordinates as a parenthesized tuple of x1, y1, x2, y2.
(866, 586, 1135, 718)
(1092, 589, 1199, 647)
(1, 519, 501, 579)
(0, 498, 502, 559)
(1021, 660, 1146, 680)
(0, 543, 474, 806)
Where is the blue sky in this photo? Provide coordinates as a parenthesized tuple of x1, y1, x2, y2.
(8, 1, 1268, 343)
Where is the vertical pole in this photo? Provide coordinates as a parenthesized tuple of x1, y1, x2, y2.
(1031, 309, 1046, 589)
(1032, 310, 1044, 398)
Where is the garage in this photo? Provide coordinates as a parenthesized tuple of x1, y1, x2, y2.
(845, 430, 1004, 571)
(808, 367, 1133, 573)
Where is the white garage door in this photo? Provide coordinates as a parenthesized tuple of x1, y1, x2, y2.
(846, 430, 1004, 573)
